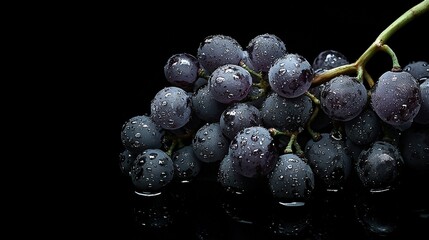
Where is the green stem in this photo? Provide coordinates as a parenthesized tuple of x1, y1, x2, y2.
(311, 0, 429, 87)
(305, 91, 322, 141)
(240, 60, 263, 80)
(379, 44, 401, 71)
(198, 68, 210, 80)
(285, 133, 297, 153)
(293, 140, 304, 157)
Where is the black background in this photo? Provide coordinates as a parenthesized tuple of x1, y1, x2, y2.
(77, 1, 429, 239)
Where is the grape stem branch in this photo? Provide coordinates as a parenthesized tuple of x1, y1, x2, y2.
(311, 0, 429, 87)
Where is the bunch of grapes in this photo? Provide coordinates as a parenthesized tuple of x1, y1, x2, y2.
(119, 29, 428, 203)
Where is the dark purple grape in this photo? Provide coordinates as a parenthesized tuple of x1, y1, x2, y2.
(344, 108, 382, 146)
(208, 64, 252, 104)
(219, 102, 262, 140)
(304, 133, 352, 191)
(345, 137, 364, 163)
(312, 49, 349, 70)
(268, 53, 314, 98)
(403, 60, 428, 83)
(260, 92, 313, 133)
(399, 125, 429, 174)
(192, 122, 229, 163)
(191, 84, 228, 123)
(197, 34, 243, 73)
(164, 53, 199, 89)
(320, 75, 368, 121)
(355, 141, 404, 192)
(150, 86, 192, 130)
(172, 145, 201, 182)
(121, 115, 164, 154)
(414, 79, 429, 124)
(246, 33, 287, 72)
(130, 149, 174, 194)
(193, 77, 208, 92)
(370, 71, 421, 126)
(268, 153, 315, 204)
(119, 149, 137, 176)
(230, 126, 278, 178)
(217, 154, 259, 194)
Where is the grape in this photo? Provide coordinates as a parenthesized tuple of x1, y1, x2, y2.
(268, 153, 315, 204)
(219, 102, 262, 140)
(355, 141, 404, 192)
(268, 53, 314, 98)
(399, 125, 429, 174)
(413, 79, 429, 124)
(217, 154, 259, 194)
(370, 71, 421, 126)
(197, 34, 243, 74)
(304, 133, 352, 191)
(403, 60, 429, 83)
(345, 138, 364, 163)
(119, 149, 136, 176)
(320, 75, 368, 121)
(172, 145, 201, 182)
(344, 108, 382, 146)
(150, 86, 192, 130)
(192, 122, 229, 163)
(130, 149, 174, 194)
(260, 92, 313, 133)
(229, 126, 278, 178)
(191, 84, 228, 123)
(312, 49, 349, 70)
(121, 115, 164, 154)
(164, 53, 199, 89)
(246, 33, 287, 72)
(208, 64, 253, 104)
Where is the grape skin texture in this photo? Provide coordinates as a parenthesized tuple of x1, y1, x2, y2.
(403, 60, 429, 83)
(208, 64, 252, 104)
(197, 34, 243, 74)
(130, 149, 174, 193)
(356, 141, 404, 192)
(370, 71, 421, 126)
(414, 80, 429, 124)
(164, 53, 199, 89)
(191, 84, 228, 123)
(217, 154, 258, 194)
(305, 133, 352, 191)
(150, 86, 192, 130)
(312, 49, 349, 70)
(229, 126, 278, 178)
(172, 145, 201, 181)
(320, 75, 367, 121)
(260, 92, 313, 133)
(268, 153, 315, 202)
(268, 53, 314, 98)
(399, 126, 429, 173)
(219, 102, 261, 140)
(192, 122, 229, 163)
(344, 109, 382, 146)
(121, 115, 164, 154)
(246, 33, 287, 73)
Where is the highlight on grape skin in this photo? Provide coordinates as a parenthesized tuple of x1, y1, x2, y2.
(370, 71, 421, 127)
(208, 64, 253, 104)
(117, 3, 429, 238)
(268, 53, 314, 98)
(130, 149, 175, 194)
(150, 86, 192, 130)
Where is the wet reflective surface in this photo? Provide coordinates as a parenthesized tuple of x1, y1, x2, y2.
(116, 166, 429, 240)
